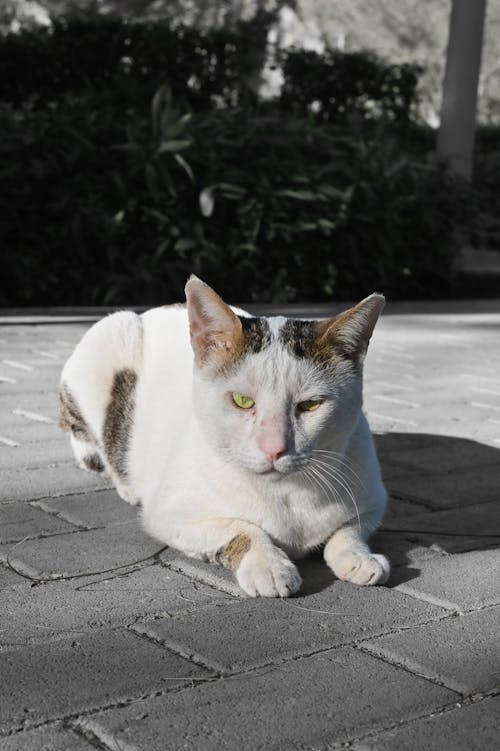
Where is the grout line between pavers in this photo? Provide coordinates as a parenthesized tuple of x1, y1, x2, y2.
(0, 526, 84, 546)
(1, 485, 114, 504)
(0, 621, 497, 740)
(30, 499, 101, 530)
(393, 584, 464, 614)
(128, 622, 223, 675)
(388, 492, 500, 511)
(159, 556, 242, 598)
(25, 487, 116, 506)
(2, 534, 169, 584)
(129, 600, 458, 680)
(0, 671, 217, 739)
(355, 640, 468, 696)
(328, 689, 500, 749)
(72, 719, 138, 751)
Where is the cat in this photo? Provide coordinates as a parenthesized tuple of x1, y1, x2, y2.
(59, 275, 389, 597)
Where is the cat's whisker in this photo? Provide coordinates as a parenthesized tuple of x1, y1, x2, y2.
(300, 467, 318, 496)
(309, 458, 361, 530)
(311, 450, 366, 491)
(311, 460, 361, 530)
(307, 464, 349, 519)
(311, 457, 361, 492)
(311, 448, 364, 477)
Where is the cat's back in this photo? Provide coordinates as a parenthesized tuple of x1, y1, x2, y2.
(136, 303, 193, 414)
(128, 304, 194, 494)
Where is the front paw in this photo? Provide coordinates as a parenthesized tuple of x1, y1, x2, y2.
(329, 551, 390, 586)
(236, 547, 302, 598)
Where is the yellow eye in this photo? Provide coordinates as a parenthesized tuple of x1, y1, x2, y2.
(232, 392, 255, 409)
(298, 399, 322, 412)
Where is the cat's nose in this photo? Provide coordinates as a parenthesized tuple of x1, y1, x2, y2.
(259, 439, 288, 465)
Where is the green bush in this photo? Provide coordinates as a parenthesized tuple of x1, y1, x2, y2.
(279, 49, 421, 123)
(1, 13, 477, 305)
(0, 12, 420, 124)
(0, 11, 271, 110)
(1, 84, 469, 306)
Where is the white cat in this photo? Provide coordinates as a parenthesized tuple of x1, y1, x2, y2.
(59, 276, 389, 597)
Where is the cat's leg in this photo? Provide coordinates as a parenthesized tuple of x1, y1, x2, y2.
(150, 516, 302, 597)
(323, 515, 390, 586)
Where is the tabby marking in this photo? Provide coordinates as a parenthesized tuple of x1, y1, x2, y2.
(103, 368, 137, 480)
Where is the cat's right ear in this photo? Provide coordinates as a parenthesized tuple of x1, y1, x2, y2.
(185, 276, 243, 369)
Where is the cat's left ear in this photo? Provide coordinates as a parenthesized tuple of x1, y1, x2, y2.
(185, 275, 243, 369)
(318, 293, 385, 361)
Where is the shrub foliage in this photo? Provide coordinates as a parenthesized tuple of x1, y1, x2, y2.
(0, 13, 473, 305)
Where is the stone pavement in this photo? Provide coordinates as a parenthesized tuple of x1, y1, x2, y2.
(0, 302, 499, 750)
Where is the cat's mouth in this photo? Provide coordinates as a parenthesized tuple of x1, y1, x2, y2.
(256, 460, 305, 478)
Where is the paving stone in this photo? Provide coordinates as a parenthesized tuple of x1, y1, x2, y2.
(371, 531, 451, 571)
(132, 598, 348, 672)
(35, 489, 139, 528)
(0, 723, 94, 751)
(1, 311, 499, 748)
(0, 420, 62, 445)
(5, 520, 163, 579)
(1, 464, 111, 502)
(291, 557, 450, 634)
(380, 499, 500, 553)
(80, 647, 457, 750)
(132, 578, 448, 674)
(0, 628, 211, 732)
(0, 395, 60, 421)
(167, 545, 451, 609)
(379, 463, 421, 484)
(0, 564, 230, 646)
(0, 502, 78, 543)
(378, 436, 500, 474)
(0, 563, 25, 589)
(0, 441, 70, 470)
(362, 607, 500, 695)
(386, 467, 499, 508)
(395, 549, 500, 612)
(161, 552, 243, 597)
(147, 556, 448, 672)
(382, 496, 428, 521)
(374, 432, 446, 457)
(0, 376, 68, 395)
(352, 695, 500, 751)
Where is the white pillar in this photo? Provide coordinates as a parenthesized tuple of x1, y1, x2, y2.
(437, 0, 487, 180)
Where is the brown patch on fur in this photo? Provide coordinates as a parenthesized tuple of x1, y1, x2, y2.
(280, 319, 347, 368)
(215, 534, 252, 571)
(186, 278, 274, 374)
(211, 318, 272, 376)
(59, 383, 94, 441)
(82, 452, 105, 473)
(239, 317, 271, 355)
(281, 295, 384, 368)
(103, 368, 137, 480)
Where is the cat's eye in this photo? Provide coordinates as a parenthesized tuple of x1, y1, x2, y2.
(298, 399, 323, 412)
(232, 392, 255, 409)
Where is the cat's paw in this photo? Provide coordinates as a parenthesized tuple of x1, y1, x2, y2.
(329, 551, 390, 586)
(115, 482, 141, 507)
(236, 547, 302, 598)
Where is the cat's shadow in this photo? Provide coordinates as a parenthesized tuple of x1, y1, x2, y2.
(298, 432, 499, 595)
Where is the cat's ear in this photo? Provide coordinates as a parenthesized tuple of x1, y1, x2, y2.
(185, 276, 243, 369)
(318, 293, 385, 360)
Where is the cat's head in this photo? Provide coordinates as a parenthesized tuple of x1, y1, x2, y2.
(185, 276, 384, 478)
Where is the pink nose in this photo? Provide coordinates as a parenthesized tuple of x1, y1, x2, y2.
(259, 439, 287, 464)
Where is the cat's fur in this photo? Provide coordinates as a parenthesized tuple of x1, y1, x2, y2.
(59, 276, 389, 597)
